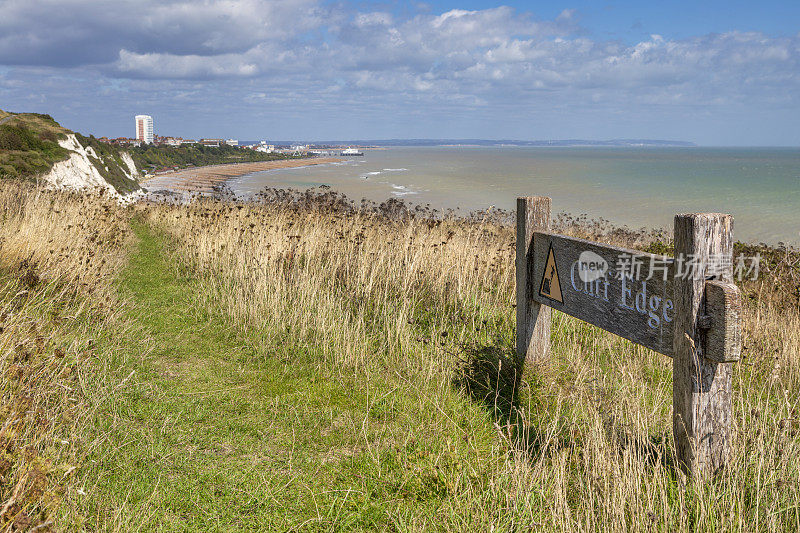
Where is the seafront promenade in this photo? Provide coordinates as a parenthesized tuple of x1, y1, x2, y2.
(141, 157, 343, 195)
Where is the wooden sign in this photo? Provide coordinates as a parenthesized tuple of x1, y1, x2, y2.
(517, 197, 743, 477)
(532, 231, 676, 357)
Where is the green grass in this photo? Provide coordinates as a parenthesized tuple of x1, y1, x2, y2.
(46, 202, 799, 531)
(66, 222, 503, 531)
(9, 192, 797, 530)
(0, 120, 69, 179)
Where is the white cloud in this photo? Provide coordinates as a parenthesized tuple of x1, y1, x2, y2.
(3, 0, 795, 105)
(0, 0, 324, 65)
(432, 9, 476, 28)
(354, 12, 393, 27)
(116, 50, 260, 79)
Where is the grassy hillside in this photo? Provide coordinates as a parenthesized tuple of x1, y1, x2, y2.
(0, 112, 70, 179)
(0, 109, 296, 194)
(130, 143, 297, 172)
(0, 110, 142, 194)
(1, 184, 799, 530)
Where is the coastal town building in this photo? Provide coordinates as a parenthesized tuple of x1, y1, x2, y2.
(199, 138, 224, 147)
(105, 121, 230, 149)
(153, 136, 198, 146)
(253, 142, 275, 153)
(290, 145, 308, 155)
(98, 136, 141, 147)
(134, 115, 154, 144)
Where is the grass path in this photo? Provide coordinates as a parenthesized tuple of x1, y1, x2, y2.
(78, 222, 408, 531)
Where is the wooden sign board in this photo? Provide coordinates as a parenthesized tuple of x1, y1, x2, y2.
(531, 231, 676, 357)
(518, 197, 742, 477)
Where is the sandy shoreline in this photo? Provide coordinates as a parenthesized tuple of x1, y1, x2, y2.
(141, 157, 344, 194)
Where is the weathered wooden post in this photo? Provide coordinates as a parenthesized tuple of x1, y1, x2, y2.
(516, 197, 551, 370)
(673, 213, 737, 476)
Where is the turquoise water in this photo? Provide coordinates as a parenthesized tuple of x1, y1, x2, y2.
(228, 146, 800, 245)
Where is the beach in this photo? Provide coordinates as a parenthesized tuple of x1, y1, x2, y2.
(141, 157, 343, 195)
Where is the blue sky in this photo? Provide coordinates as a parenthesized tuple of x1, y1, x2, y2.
(1, 0, 798, 145)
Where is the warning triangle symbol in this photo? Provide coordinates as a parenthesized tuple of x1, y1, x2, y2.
(539, 245, 563, 303)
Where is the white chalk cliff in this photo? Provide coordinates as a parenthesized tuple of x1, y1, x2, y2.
(41, 134, 141, 198)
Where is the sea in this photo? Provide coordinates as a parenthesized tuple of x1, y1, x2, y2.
(227, 146, 800, 246)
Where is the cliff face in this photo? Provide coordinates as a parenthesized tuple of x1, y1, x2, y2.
(43, 134, 141, 197)
(0, 110, 141, 198)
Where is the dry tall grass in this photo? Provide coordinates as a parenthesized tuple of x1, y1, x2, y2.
(0, 183, 132, 531)
(142, 191, 515, 375)
(2, 181, 798, 530)
(140, 189, 800, 531)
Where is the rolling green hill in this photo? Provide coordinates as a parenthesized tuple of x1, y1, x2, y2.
(0, 110, 141, 194)
(0, 111, 71, 178)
